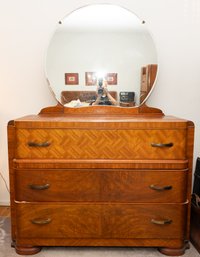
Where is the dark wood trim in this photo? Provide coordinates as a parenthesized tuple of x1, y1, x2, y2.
(7, 121, 16, 241)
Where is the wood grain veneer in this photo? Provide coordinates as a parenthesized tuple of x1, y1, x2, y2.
(7, 105, 194, 256)
(15, 202, 187, 239)
(14, 169, 188, 203)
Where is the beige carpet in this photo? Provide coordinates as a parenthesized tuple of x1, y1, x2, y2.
(0, 217, 199, 257)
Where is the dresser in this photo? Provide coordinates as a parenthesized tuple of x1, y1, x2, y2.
(7, 105, 194, 256)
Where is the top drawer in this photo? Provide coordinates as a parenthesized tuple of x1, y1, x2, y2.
(15, 129, 186, 160)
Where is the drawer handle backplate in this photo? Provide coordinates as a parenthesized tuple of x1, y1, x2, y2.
(29, 184, 50, 190)
(149, 184, 172, 191)
(151, 142, 173, 148)
(151, 219, 172, 225)
(28, 141, 51, 147)
(31, 218, 52, 225)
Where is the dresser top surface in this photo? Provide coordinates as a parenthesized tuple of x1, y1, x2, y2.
(10, 114, 193, 129)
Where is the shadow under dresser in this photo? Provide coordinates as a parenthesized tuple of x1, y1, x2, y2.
(7, 106, 194, 256)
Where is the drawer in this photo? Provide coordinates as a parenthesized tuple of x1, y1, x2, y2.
(15, 129, 186, 159)
(15, 202, 187, 239)
(14, 169, 188, 203)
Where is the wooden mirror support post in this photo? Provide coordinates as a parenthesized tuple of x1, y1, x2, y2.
(8, 104, 194, 256)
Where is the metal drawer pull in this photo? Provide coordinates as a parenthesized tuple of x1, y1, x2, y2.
(29, 184, 50, 190)
(151, 219, 172, 225)
(151, 142, 173, 148)
(150, 184, 172, 191)
(28, 141, 51, 147)
(31, 218, 51, 225)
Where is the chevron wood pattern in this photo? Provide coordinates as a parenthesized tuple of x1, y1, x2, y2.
(16, 129, 186, 159)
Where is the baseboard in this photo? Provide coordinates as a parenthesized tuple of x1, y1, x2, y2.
(0, 201, 10, 206)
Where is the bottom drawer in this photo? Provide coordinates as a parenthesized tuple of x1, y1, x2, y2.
(15, 202, 187, 239)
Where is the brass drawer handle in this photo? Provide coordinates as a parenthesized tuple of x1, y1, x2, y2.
(28, 141, 51, 147)
(31, 218, 52, 225)
(149, 184, 172, 191)
(29, 183, 50, 190)
(151, 142, 173, 148)
(151, 219, 172, 225)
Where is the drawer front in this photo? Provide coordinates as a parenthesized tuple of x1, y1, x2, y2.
(15, 203, 187, 239)
(15, 129, 186, 159)
(15, 169, 187, 203)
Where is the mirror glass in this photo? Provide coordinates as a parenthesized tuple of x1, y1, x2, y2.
(46, 4, 158, 107)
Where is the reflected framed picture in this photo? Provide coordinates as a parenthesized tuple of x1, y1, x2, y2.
(85, 72, 97, 86)
(65, 73, 79, 85)
(105, 73, 117, 85)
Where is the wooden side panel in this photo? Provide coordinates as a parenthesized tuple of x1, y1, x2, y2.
(7, 121, 16, 241)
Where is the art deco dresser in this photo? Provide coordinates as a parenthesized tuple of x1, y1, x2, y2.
(7, 105, 194, 256)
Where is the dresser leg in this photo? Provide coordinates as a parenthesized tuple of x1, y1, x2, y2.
(14, 244, 42, 255)
(158, 241, 190, 256)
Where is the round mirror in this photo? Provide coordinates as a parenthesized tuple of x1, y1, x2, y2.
(45, 4, 158, 108)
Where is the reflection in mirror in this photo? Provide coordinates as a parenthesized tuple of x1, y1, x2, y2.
(46, 4, 158, 107)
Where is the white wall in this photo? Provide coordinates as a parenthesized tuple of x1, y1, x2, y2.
(0, 0, 200, 204)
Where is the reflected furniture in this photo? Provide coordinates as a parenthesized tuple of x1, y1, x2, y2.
(119, 92, 135, 107)
(8, 105, 194, 256)
(61, 91, 118, 105)
(140, 64, 157, 104)
(119, 102, 135, 107)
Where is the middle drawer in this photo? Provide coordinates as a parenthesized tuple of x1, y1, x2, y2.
(14, 169, 187, 203)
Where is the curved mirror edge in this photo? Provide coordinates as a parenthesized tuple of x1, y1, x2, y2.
(45, 4, 158, 109)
